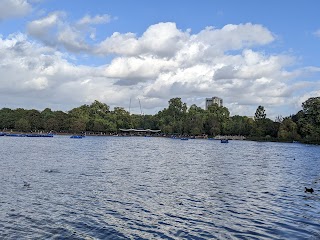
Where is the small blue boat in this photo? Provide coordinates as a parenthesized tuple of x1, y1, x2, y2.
(220, 139, 229, 143)
(70, 135, 83, 139)
(0, 132, 5, 136)
(5, 133, 26, 137)
(181, 137, 189, 140)
(40, 134, 54, 137)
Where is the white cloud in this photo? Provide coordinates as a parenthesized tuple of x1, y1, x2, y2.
(95, 32, 141, 55)
(76, 14, 112, 26)
(195, 23, 274, 52)
(96, 22, 190, 57)
(0, 0, 32, 21)
(27, 12, 112, 52)
(140, 22, 190, 57)
(95, 22, 274, 61)
(96, 22, 293, 115)
(0, 34, 104, 105)
(299, 89, 320, 105)
(25, 77, 49, 90)
(104, 56, 177, 84)
(57, 25, 90, 52)
(314, 29, 320, 38)
(2, 22, 319, 117)
(27, 11, 63, 45)
(0, 33, 148, 111)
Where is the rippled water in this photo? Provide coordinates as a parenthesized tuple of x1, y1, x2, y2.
(0, 136, 320, 239)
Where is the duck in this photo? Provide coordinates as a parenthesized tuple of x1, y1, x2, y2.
(23, 181, 30, 187)
(305, 187, 314, 193)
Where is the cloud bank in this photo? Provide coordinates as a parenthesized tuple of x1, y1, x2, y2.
(1, 12, 319, 117)
(0, 0, 32, 21)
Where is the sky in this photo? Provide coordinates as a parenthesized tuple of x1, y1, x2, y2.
(0, 0, 320, 118)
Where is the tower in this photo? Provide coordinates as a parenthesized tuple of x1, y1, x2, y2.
(205, 97, 223, 109)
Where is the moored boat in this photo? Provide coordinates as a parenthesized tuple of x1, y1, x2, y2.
(70, 135, 84, 139)
(5, 133, 26, 137)
(26, 134, 53, 137)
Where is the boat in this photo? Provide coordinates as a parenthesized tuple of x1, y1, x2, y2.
(70, 135, 84, 139)
(0, 132, 5, 136)
(5, 133, 26, 137)
(26, 134, 53, 137)
(220, 139, 229, 143)
(181, 137, 189, 140)
(170, 135, 179, 139)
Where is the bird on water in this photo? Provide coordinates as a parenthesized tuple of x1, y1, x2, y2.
(305, 187, 314, 193)
(23, 181, 30, 187)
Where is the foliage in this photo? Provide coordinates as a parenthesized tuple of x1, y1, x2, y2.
(0, 97, 319, 143)
(278, 118, 300, 141)
(15, 118, 31, 132)
(292, 97, 320, 143)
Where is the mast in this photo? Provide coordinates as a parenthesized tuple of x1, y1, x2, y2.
(138, 98, 144, 129)
(138, 98, 143, 115)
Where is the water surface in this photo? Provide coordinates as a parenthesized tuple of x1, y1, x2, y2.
(0, 136, 319, 239)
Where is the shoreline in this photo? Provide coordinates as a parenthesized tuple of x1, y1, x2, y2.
(2, 131, 317, 144)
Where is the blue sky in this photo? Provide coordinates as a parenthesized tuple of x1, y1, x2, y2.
(0, 0, 320, 118)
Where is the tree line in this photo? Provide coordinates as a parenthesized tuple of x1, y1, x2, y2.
(0, 97, 319, 143)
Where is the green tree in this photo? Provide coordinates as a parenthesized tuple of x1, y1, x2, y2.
(295, 97, 320, 142)
(15, 118, 31, 132)
(155, 98, 187, 134)
(185, 104, 204, 135)
(0, 108, 16, 129)
(27, 109, 43, 130)
(204, 104, 230, 136)
(252, 106, 269, 137)
(44, 118, 59, 132)
(53, 111, 69, 131)
(112, 107, 131, 129)
(69, 118, 86, 133)
(228, 115, 253, 136)
(302, 97, 320, 125)
(278, 118, 300, 141)
(89, 100, 110, 119)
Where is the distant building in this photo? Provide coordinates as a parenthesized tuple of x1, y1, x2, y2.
(205, 97, 223, 109)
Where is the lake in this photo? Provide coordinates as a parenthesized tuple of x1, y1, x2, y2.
(0, 136, 319, 239)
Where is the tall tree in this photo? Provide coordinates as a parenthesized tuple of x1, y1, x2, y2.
(252, 106, 268, 137)
(204, 104, 230, 136)
(155, 98, 187, 134)
(296, 97, 320, 142)
(185, 104, 204, 135)
(302, 97, 320, 124)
